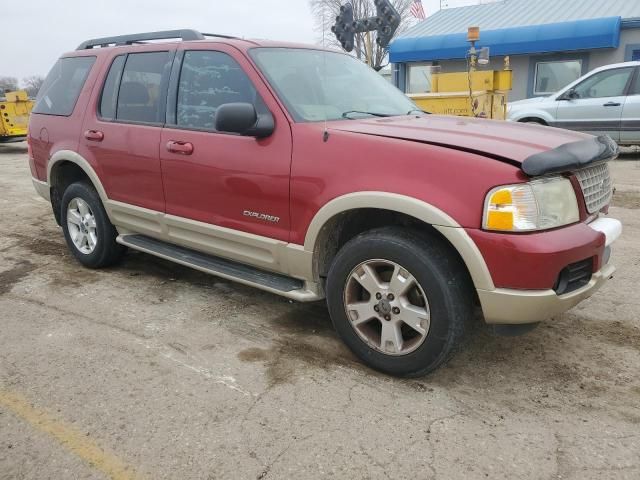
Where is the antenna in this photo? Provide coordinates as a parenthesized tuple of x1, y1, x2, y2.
(322, 3, 329, 142)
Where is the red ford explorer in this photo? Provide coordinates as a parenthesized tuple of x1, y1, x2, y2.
(28, 30, 622, 376)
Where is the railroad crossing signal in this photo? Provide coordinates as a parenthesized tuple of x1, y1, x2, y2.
(332, 0, 401, 53)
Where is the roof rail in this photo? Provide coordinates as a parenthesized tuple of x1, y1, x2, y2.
(76, 29, 238, 50)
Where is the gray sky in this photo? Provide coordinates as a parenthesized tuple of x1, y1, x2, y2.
(3, 0, 479, 81)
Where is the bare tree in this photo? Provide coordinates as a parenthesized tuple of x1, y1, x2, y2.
(22, 75, 45, 98)
(0, 76, 19, 94)
(309, 0, 415, 70)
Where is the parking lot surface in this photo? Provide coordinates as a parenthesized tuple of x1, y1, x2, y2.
(1, 143, 639, 479)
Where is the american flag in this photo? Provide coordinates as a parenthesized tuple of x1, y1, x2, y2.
(410, 0, 426, 20)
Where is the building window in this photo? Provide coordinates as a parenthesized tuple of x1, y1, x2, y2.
(633, 49, 640, 62)
(534, 60, 582, 95)
(407, 63, 434, 94)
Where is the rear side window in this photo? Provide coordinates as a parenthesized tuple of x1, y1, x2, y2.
(99, 55, 126, 120)
(33, 56, 96, 116)
(176, 50, 262, 130)
(115, 52, 171, 124)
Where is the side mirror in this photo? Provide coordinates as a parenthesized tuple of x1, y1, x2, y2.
(559, 88, 578, 101)
(215, 103, 274, 138)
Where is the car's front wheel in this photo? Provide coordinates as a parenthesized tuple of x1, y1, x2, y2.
(326, 227, 474, 377)
(61, 181, 125, 268)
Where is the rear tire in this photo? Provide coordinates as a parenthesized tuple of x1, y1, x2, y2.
(60, 181, 125, 268)
(326, 227, 474, 377)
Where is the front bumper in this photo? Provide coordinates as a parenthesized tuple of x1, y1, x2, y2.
(477, 217, 621, 325)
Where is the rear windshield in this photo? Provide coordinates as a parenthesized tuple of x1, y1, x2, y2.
(33, 56, 96, 116)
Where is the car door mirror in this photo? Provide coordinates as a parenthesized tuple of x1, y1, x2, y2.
(559, 88, 578, 101)
(215, 103, 274, 138)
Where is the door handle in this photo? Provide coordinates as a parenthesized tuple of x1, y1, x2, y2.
(603, 102, 621, 107)
(166, 141, 194, 155)
(84, 129, 104, 142)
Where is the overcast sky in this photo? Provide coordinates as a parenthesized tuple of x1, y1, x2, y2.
(3, 0, 481, 81)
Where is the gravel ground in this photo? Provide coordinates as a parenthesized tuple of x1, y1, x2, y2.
(0, 143, 639, 480)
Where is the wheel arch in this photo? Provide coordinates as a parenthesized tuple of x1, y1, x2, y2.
(510, 108, 554, 125)
(517, 117, 548, 125)
(47, 150, 110, 225)
(304, 192, 495, 291)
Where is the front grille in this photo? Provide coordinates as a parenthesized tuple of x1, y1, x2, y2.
(574, 163, 612, 214)
(554, 258, 593, 295)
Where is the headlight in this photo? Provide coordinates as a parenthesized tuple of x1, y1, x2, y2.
(483, 177, 579, 232)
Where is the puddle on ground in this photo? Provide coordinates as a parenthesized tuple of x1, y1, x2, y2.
(5, 233, 68, 257)
(0, 260, 36, 295)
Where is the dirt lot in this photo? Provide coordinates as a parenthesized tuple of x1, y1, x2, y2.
(0, 143, 639, 480)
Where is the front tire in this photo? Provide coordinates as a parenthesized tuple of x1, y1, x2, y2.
(326, 227, 474, 377)
(60, 181, 125, 268)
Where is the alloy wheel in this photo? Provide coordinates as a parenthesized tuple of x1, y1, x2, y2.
(343, 259, 431, 356)
(66, 198, 98, 255)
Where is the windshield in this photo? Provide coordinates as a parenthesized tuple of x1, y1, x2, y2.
(250, 48, 417, 122)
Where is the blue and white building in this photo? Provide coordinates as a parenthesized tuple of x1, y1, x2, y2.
(390, 0, 640, 101)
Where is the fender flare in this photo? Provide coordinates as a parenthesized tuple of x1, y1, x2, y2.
(303, 192, 495, 291)
(47, 150, 110, 203)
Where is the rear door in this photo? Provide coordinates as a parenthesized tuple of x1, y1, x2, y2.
(79, 48, 175, 212)
(621, 67, 640, 145)
(159, 44, 292, 242)
(555, 67, 634, 142)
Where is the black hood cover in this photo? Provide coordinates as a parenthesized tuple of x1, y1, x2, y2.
(521, 135, 618, 176)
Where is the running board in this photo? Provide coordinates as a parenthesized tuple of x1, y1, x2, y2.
(117, 234, 320, 301)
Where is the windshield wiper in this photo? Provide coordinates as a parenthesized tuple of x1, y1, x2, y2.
(341, 110, 394, 119)
(407, 108, 429, 115)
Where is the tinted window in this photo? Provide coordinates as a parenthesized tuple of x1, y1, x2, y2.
(99, 55, 126, 119)
(116, 52, 170, 123)
(33, 56, 96, 116)
(574, 68, 633, 99)
(534, 60, 582, 95)
(176, 51, 260, 130)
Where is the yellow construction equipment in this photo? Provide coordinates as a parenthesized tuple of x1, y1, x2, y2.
(407, 27, 513, 120)
(0, 90, 33, 143)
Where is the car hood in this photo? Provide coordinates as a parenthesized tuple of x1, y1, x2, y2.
(509, 96, 553, 107)
(329, 114, 588, 164)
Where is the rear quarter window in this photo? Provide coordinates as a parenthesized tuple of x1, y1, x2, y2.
(33, 56, 96, 116)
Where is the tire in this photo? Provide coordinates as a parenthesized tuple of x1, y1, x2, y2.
(326, 227, 474, 377)
(60, 181, 125, 268)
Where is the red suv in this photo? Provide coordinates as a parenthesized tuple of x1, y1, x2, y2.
(28, 30, 622, 376)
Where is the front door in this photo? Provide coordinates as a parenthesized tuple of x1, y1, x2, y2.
(621, 68, 640, 145)
(159, 46, 292, 243)
(79, 49, 174, 212)
(555, 66, 635, 142)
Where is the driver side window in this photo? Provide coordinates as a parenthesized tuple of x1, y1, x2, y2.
(176, 50, 264, 131)
(573, 68, 633, 99)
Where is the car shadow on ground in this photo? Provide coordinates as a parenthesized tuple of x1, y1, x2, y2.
(0, 143, 28, 155)
(97, 249, 639, 408)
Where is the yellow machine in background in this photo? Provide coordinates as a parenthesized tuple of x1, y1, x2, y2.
(407, 27, 513, 120)
(0, 90, 33, 143)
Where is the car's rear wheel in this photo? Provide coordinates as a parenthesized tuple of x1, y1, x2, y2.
(61, 182, 125, 268)
(326, 227, 474, 377)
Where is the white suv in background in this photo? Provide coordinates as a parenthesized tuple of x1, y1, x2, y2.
(508, 61, 640, 145)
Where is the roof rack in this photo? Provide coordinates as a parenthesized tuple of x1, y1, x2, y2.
(76, 29, 238, 50)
